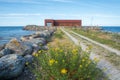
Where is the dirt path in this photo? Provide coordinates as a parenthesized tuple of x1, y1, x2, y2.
(61, 28, 120, 80)
(70, 31, 120, 56)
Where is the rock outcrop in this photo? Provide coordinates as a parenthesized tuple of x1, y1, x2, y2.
(0, 26, 56, 79)
(5, 38, 33, 56)
(0, 48, 13, 57)
(0, 54, 25, 79)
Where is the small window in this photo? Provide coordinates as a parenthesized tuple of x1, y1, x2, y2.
(46, 23, 52, 26)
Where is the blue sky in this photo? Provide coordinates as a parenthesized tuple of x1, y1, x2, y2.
(0, 0, 120, 26)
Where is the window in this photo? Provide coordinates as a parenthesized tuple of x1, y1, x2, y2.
(46, 23, 52, 26)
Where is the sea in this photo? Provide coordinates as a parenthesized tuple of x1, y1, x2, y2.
(0, 26, 120, 45)
(0, 26, 34, 45)
(101, 26, 120, 33)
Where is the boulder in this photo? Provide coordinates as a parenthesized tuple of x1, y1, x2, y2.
(0, 54, 25, 79)
(5, 38, 33, 56)
(0, 44, 5, 51)
(21, 35, 31, 41)
(26, 38, 46, 46)
(35, 31, 51, 39)
(0, 48, 13, 57)
(24, 55, 34, 64)
(40, 45, 48, 50)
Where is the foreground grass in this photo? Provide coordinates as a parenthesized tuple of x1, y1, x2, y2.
(67, 29, 120, 69)
(30, 29, 108, 80)
(68, 28, 120, 50)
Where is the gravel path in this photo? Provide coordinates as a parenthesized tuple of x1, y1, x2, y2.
(61, 28, 120, 80)
(70, 31, 120, 56)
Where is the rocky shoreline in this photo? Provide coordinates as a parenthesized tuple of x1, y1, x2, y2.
(0, 26, 56, 80)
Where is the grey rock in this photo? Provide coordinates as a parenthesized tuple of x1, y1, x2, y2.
(26, 38, 46, 46)
(0, 54, 25, 79)
(0, 48, 13, 57)
(5, 38, 33, 56)
(0, 44, 5, 51)
(21, 35, 31, 41)
(24, 55, 33, 64)
(41, 45, 48, 50)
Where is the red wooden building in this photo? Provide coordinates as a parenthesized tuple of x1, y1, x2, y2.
(45, 19, 82, 27)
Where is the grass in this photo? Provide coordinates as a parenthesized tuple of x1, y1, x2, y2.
(69, 28, 120, 50)
(30, 29, 108, 80)
(67, 28, 120, 70)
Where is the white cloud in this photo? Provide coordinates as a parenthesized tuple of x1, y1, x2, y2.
(0, 13, 42, 17)
(0, 0, 47, 4)
(50, 0, 73, 3)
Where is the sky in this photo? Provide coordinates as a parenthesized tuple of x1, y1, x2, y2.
(0, 0, 120, 26)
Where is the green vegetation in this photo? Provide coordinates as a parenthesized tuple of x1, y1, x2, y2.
(70, 28, 120, 50)
(54, 29, 64, 39)
(30, 29, 107, 80)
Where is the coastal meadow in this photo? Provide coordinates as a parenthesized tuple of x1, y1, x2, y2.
(30, 30, 107, 80)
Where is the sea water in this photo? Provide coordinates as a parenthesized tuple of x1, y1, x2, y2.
(0, 26, 34, 45)
(102, 26, 120, 33)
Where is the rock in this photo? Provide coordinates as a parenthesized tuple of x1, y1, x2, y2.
(21, 35, 31, 41)
(0, 48, 13, 57)
(15, 67, 36, 80)
(0, 44, 5, 51)
(0, 54, 25, 79)
(26, 38, 46, 46)
(34, 31, 51, 39)
(24, 55, 33, 64)
(41, 45, 48, 50)
(5, 38, 33, 56)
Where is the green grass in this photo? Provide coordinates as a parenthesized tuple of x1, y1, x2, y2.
(70, 28, 120, 50)
(30, 29, 108, 80)
(54, 29, 64, 39)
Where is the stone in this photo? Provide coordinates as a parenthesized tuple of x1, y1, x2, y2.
(0, 44, 5, 51)
(0, 48, 13, 57)
(41, 45, 48, 50)
(26, 38, 46, 46)
(24, 55, 33, 64)
(5, 38, 33, 56)
(21, 35, 31, 41)
(0, 54, 25, 79)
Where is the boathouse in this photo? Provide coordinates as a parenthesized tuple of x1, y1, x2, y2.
(45, 19, 82, 27)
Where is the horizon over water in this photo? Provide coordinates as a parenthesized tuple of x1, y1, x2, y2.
(0, 26, 34, 45)
(101, 26, 120, 33)
(0, 26, 120, 45)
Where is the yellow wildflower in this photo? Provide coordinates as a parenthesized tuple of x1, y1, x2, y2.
(94, 57, 100, 63)
(62, 60, 65, 63)
(88, 60, 91, 64)
(59, 49, 63, 53)
(82, 59, 85, 62)
(49, 59, 55, 66)
(79, 65, 82, 68)
(55, 61, 58, 64)
(55, 48, 59, 51)
(61, 68, 67, 74)
(72, 49, 78, 55)
(38, 50, 42, 53)
(33, 53, 39, 57)
(35, 54, 39, 57)
(25, 62, 29, 65)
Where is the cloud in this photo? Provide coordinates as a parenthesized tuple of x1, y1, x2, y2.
(49, 0, 73, 3)
(0, 0, 47, 4)
(93, 14, 120, 18)
(0, 13, 42, 19)
(0, 13, 41, 16)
